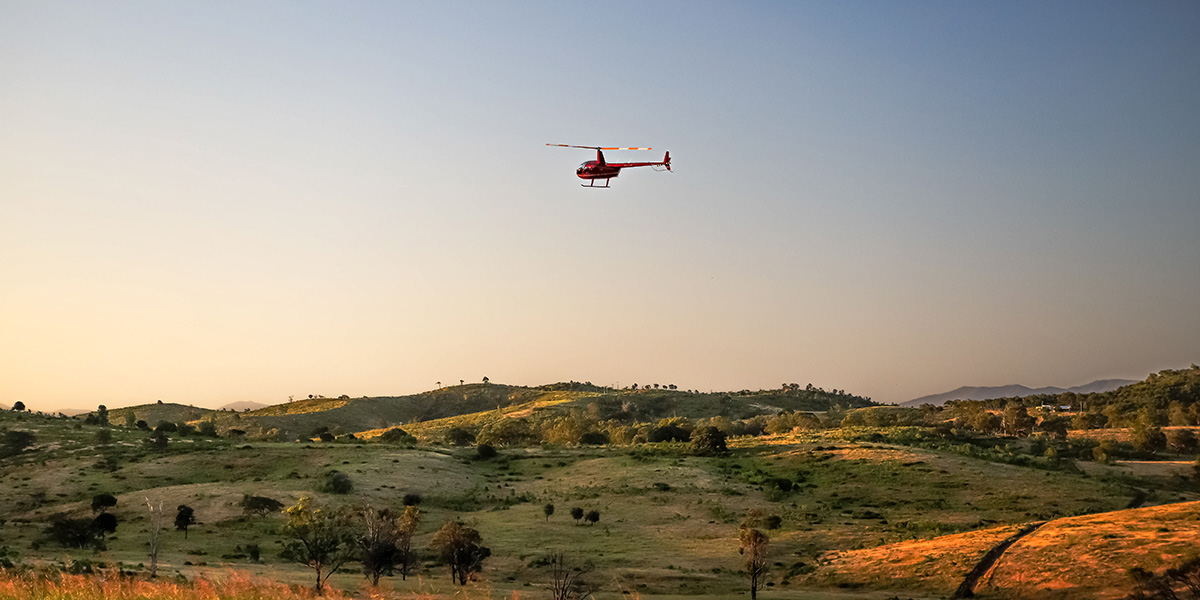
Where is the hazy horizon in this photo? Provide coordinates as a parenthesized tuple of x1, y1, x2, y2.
(3, 2, 1198, 413)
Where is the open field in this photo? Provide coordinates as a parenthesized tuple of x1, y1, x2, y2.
(3, 382, 1199, 599)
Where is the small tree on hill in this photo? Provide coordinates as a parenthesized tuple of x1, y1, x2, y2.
(175, 505, 196, 539)
(570, 507, 584, 523)
(584, 510, 599, 526)
(431, 519, 489, 585)
(280, 497, 357, 594)
(11, 401, 24, 412)
(96, 405, 109, 427)
(543, 503, 555, 521)
(740, 528, 769, 600)
(146, 499, 164, 578)
(198, 420, 218, 437)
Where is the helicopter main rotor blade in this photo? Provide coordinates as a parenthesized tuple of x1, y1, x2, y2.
(546, 144, 652, 151)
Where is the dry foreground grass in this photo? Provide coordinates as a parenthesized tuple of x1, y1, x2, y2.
(0, 409, 1197, 599)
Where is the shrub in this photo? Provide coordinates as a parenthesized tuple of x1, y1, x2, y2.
(570, 507, 584, 523)
(579, 431, 609, 445)
(320, 471, 353, 494)
(765, 515, 783, 530)
(1131, 426, 1167, 453)
(155, 421, 177, 433)
(476, 444, 497, 459)
(240, 494, 285, 516)
(444, 427, 475, 446)
(318, 432, 335, 442)
(380, 427, 416, 445)
(403, 493, 423, 506)
(584, 510, 599, 526)
(1167, 429, 1198, 453)
(198, 420, 218, 437)
(691, 426, 728, 455)
(0, 430, 35, 458)
(648, 425, 690, 443)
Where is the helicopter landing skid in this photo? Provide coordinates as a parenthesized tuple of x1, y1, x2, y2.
(582, 179, 612, 188)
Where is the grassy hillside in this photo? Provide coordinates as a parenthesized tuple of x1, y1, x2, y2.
(812, 501, 1200, 599)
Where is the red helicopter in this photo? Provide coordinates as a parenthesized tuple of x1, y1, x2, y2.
(547, 144, 671, 187)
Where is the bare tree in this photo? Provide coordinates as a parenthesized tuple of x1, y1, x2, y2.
(740, 528, 769, 600)
(146, 499, 165, 578)
(546, 552, 593, 600)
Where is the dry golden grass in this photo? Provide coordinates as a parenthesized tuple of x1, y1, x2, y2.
(808, 523, 1022, 590)
(979, 500, 1200, 599)
(0, 570, 348, 600)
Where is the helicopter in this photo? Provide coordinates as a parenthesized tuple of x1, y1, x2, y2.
(547, 144, 671, 187)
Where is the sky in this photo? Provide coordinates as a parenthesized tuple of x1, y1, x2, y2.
(2, 1, 1198, 411)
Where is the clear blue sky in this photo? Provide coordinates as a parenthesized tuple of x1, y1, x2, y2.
(2, 1, 1198, 409)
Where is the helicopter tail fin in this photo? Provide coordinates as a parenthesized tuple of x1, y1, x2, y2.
(664, 151, 671, 171)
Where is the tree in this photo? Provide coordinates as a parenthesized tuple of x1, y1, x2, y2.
(96, 405, 109, 427)
(124, 408, 137, 427)
(148, 429, 168, 451)
(396, 505, 421, 580)
(241, 494, 285, 517)
(44, 516, 104, 550)
(95, 428, 113, 446)
(543, 503, 555, 521)
(1132, 425, 1168, 453)
(546, 552, 593, 600)
(93, 512, 118, 539)
(91, 493, 117, 513)
(359, 506, 403, 586)
(570, 507, 584, 523)
(691, 426, 728, 455)
(482, 376, 490, 384)
(280, 497, 357, 594)
(584, 510, 599, 526)
(11, 401, 25, 412)
(1002, 402, 1035, 436)
(740, 528, 769, 600)
(175, 505, 196, 539)
(431, 519, 490, 585)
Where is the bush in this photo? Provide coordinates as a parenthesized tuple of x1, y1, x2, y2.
(319, 471, 353, 494)
(690, 426, 727, 455)
(198, 421, 218, 437)
(240, 494, 285, 516)
(0, 430, 35, 458)
(155, 421, 177, 433)
(579, 431, 609, 445)
(765, 515, 782, 530)
(380, 427, 416, 445)
(1167, 429, 1198, 453)
(403, 493, 422, 506)
(648, 425, 690, 443)
(444, 427, 475, 446)
(476, 444, 497, 459)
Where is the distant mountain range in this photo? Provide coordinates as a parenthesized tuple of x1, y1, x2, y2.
(901, 379, 1138, 407)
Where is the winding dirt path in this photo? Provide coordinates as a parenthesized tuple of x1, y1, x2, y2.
(953, 521, 1047, 598)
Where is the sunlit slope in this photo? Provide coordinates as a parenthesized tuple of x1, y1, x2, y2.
(811, 501, 1200, 599)
(979, 501, 1200, 599)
